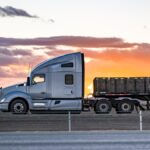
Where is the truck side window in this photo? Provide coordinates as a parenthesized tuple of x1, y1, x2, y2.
(32, 74, 45, 84)
(65, 74, 73, 85)
(61, 62, 73, 68)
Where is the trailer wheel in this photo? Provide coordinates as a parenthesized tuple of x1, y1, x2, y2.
(10, 99, 28, 114)
(117, 100, 134, 113)
(95, 100, 112, 114)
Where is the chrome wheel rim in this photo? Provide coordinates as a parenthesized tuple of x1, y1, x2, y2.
(14, 103, 24, 113)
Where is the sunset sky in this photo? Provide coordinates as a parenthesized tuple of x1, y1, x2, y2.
(0, 0, 150, 95)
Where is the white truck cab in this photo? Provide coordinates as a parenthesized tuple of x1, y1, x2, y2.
(0, 52, 84, 113)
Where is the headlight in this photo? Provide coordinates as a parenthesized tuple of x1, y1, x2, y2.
(0, 98, 5, 103)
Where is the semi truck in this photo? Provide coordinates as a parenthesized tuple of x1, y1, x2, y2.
(0, 52, 149, 114)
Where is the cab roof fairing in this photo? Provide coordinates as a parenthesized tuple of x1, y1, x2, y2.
(28, 52, 82, 76)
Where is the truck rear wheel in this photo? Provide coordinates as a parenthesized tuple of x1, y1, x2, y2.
(10, 99, 28, 114)
(117, 100, 134, 113)
(95, 100, 112, 114)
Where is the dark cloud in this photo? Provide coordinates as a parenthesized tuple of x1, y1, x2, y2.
(0, 53, 45, 67)
(0, 47, 44, 67)
(13, 49, 32, 56)
(0, 48, 12, 55)
(0, 36, 136, 48)
(0, 54, 18, 66)
(0, 48, 32, 56)
(0, 6, 38, 18)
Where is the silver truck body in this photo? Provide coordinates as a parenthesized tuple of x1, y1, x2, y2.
(0, 52, 84, 112)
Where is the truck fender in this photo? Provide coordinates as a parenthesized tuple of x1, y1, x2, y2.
(3, 91, 32, 109)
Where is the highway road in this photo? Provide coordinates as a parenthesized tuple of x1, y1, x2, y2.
(0, 131, 150, 150)
(0, 110, 150, 131)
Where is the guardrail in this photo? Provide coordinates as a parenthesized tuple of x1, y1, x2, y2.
(0, 110, 147, 131)
(67, 110, 144, 132)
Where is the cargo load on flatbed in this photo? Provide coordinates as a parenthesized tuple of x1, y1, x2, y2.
(94, 77, 150, 96)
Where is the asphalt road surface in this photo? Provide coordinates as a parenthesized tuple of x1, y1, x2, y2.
(0, 131, 150, 150)
(0, 110, 150, 131)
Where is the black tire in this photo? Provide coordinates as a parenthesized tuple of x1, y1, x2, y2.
(10, 99, 28, 114)
(117, 100, 134, 113)
(95, 100, 112, 114)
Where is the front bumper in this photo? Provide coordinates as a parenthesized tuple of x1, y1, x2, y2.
(0, 102, 9, 111)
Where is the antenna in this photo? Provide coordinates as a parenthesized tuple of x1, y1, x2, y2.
(27, 63, 31, 75)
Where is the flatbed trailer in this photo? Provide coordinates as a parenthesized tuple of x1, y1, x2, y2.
(82, 77, 150, 114)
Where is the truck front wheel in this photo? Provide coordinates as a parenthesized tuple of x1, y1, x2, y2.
(95, 100, 112, 114)
(10, 99, 28, 114)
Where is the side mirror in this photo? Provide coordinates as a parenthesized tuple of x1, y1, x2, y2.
(26, 77, 30, 86)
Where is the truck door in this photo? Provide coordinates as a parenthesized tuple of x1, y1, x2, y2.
(29, 74, 47, 99)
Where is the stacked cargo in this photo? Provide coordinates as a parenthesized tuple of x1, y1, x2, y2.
(135, 78, 145, 93)
(146, 78, 150, 93)
(107, 78, 116, 93)
(126, 78, 133, 93)
(94, 77, 150, 96)
(115, 78, 126, 93)
(93, 78, 107, 96)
